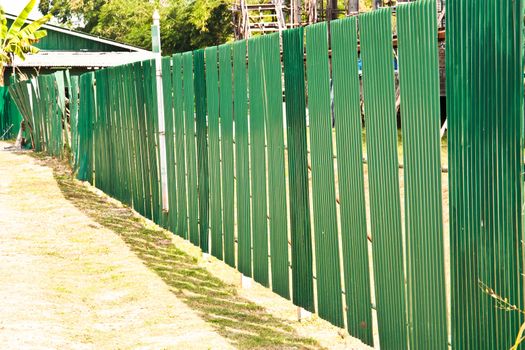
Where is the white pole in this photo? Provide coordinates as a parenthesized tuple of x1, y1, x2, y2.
(153, 9, 169, 212)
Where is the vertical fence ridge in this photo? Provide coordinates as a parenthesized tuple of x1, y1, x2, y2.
(219, 43, 236, 267)
(448, 0, 524, 348)
(330, 16, 373, 346)
(233, 40, 252, 278)
(205, 46, 224, 259)
(359, 8, 408, 349)
(305, 21, 344, 328)
(248, 35, 270, 287)
(282, 27, 315, 313)
(397, 1, 447, 348)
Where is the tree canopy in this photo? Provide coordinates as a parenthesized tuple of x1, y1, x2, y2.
(39, 0, 233, 55)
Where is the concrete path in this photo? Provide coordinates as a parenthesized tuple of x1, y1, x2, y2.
(0, 143, 233, 349)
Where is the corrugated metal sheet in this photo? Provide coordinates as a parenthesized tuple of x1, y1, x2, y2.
(233, 40, 252, 278)
(183, 52, 200, 246)
(5, 15, 147, 53)
(219, 44, 236, 268)
(248, 35, 270, 287)
(19, 2, 525, 347)
(11, 51, 156, 68)
(305, 21, 344, 328)
(173, 54, 189, 239)
(194, 49, 210, 252)
(330, 16, 373, 346)
(397, 1, 447, 348)
(360, 8, 408, 349)
(262, 33, 290, 299)
(162, 56, 178, 234)
(205, 46, 224, 259)
(447, 0, 524, 348)
(77, 72, 94, 183)
(282, 27, 315, 313)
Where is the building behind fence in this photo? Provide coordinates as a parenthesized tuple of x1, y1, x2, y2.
(8, 0, 524, 348)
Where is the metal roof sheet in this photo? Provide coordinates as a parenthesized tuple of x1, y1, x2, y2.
(5, 13, 150, 53)
(10, 51, 158, 68)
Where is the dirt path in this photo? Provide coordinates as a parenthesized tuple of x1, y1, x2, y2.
(0, 143, 234, 349)
(0, 143, 371, 350)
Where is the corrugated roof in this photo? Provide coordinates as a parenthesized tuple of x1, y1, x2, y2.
(10, 51, 157, 68)
(5, 13, 150, 53)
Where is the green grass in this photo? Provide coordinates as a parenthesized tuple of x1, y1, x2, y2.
(37, 154, 322, 350)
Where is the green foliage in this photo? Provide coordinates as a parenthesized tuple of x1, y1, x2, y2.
(40, 0, 233, 55)
(39, 0, 104, 31)
(0, 0, 51, 85)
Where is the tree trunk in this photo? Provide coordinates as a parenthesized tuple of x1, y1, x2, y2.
(293, 0, 301, 25)
(348, 0, 358, 14)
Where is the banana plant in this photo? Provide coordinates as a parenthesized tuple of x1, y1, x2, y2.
(0, 0, 52, 85)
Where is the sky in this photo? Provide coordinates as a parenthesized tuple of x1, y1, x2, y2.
(1, 0, 43, 19)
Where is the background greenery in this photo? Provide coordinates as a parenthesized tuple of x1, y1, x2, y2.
(38, 0, 233, 54)
(37, 0, 387, 55)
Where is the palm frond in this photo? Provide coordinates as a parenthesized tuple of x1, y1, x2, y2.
(8, 0, 37, 36)
(0, 6, 7, 46)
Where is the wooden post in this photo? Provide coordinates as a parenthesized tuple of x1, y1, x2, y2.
(327, 0, 337, 20)
(293, 0, 301, 25)
(348, 0, 358, 14)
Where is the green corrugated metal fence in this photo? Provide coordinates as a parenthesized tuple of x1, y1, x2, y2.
(9, 1, 525, 348)
(9, 72, 68, 157)
(447, 0, 524, 349)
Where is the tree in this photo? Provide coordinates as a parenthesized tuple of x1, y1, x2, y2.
(40, 0, 233, 55)
(0, 0, 52, 85)
(39, 0, 104, 31)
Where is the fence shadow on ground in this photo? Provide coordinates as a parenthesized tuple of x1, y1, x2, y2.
(39, 155, 321, 350)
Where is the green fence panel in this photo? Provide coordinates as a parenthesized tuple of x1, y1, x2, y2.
(130, 63, 146, 216)
(42, 76, 52, 153)
(116, 67, 127, 203)
(359, 9, 408, 349)
(123, 64, 140, 214)
(162, 57, 178, 234)
(54, 72, 67, 150)
(119, 66, 134, 207)
(31, 81, 44, 152)
(173, 54, 188, 239)
(183, 52, 199, 245)
(126, 65, 137, 207)
(137, 62, 154, 219)
(53, 75, 64, 157)
(305, 22, 343, 328)
(194, 49, 210, 252)
(70, 76, 80, 169)
(219, 43, 236, 268)
(260, 33, 290, 299)
(282, 27, 314, 312)
(78, 72, 94, 183)
(206, 46, 224, 259)
(144, 60, 162, 224)
(397, 2, 447, 348)
(248, 36, 269, 286)
(114, 68, 125, 201)
(233, 40, 252, 277)
(111, 68, 121, 199)
(447, 0, 524, 348)
(93, 70, 108, 193)
(7, 82, 32, 144)
(3, 89, 23, 139)
(330, 17, 373, 345)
